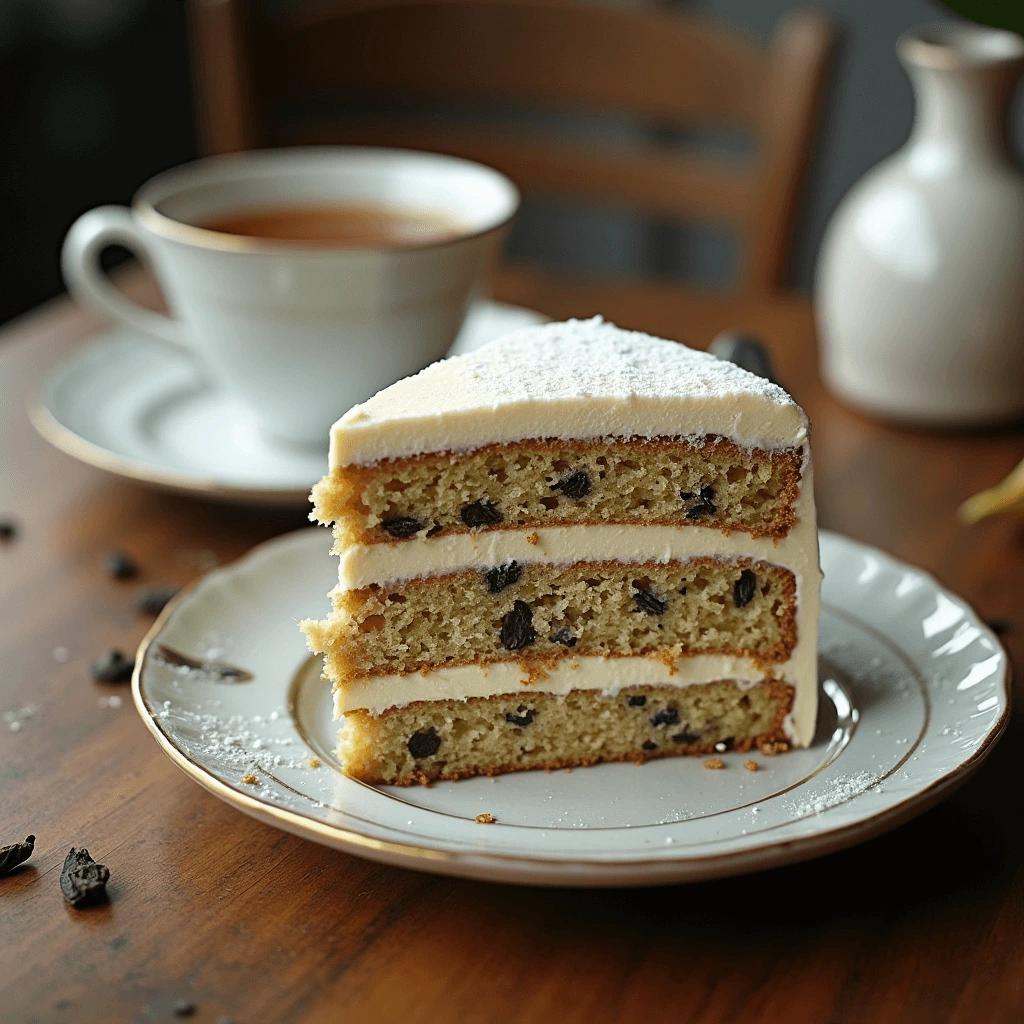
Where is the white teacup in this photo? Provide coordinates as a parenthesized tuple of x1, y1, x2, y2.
(61, 148, 519, 447)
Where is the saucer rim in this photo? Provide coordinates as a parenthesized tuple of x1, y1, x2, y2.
(31, 299, 544, 508)
(30, 400, 309, 507)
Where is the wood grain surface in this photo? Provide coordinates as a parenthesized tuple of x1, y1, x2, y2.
(1, 283, 1022, 1024)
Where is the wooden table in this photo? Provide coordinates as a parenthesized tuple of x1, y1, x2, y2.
(1, 281, 1022, 1024)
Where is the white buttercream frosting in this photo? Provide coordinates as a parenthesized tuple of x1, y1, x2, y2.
(336, 654, 779, 715)
(337, 522, 808, 590)
(330, 317, 808, 467)
(331, 460, 820, 746)
(322, 317, 820, 748)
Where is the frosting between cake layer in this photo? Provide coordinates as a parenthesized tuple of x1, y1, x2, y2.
(334, 653, 782, 716)
(331, 318, 807, 467)
(336, 519, 812, 590)
(320, 318, 819, 748)
(328, 449, 820, 746)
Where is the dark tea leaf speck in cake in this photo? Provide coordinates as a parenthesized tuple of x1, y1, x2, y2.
(627, 695, 647, 707)
(0, 519, 17, 542)
(550, 627, 577, 647)
(486, 561, 521, 594)
(103, 550, 138, 579)
(504, 707, 535, 727)
(633, 586, 667, 615)
(0, 835, 35, 877)
(136, 585, 180, 616)
(172, 999, 197, 1018)
(552, 470, 592, 499)
(407, 727, 441, 759)
(650, 706, 680, 727)
(641, 740, 657, 751)
(672, 729, 701, 744)
(500, 600, 537, 650)
(733, 569, 758, 608)
(461, 499, 503, 528)
(90, 649, 134, 683)
(683, 485, 717, 519)
(382, 516, 422, 538)
(60, 847, 109, 908)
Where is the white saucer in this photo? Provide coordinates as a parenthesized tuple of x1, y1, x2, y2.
(133, 529, 1009, 887)
(32, 300, 546, 507)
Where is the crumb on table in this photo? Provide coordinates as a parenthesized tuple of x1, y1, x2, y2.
(308, 757, 322, 769)
(744, 760, 760, 772)
(475, 813, 497, 824)
(703, 758, 725, 770)
(241, 773, 258, 785)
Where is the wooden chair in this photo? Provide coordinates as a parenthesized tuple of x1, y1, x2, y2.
(188, 0, 834, 342)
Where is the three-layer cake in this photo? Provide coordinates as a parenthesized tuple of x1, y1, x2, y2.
(302, 317, 819, 784)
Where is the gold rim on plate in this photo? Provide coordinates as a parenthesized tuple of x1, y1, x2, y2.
(30, 400, 312, 507)
(130, 532, 1012, 882)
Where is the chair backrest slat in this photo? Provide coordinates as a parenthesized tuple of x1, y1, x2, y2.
(269, 0, 766, 128)
(286, 122, 754, 224)
(189, 0, 835, 296)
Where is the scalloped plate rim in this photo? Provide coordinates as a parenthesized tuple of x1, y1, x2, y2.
(132, 528, 1011, 886)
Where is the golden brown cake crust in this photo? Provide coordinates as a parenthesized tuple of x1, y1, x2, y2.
(339, 679, 795, 785)
(312, 434, 802, 545)
(304, 556, 798, 685)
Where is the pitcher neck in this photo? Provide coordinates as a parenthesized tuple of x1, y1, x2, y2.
(900, 25, 1023, 168)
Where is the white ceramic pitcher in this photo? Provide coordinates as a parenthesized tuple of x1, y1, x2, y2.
(817, 25, 1024, 425)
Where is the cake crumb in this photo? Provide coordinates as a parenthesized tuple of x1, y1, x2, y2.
(526, 532, 539, 546)
(308, 757, 322, 769)
(703, 758, 725, 770)
(475, 813, 497, 824)
(759, 740, 789, 756)
(241, 773, 258, 785)
(744, 759, 760, 772)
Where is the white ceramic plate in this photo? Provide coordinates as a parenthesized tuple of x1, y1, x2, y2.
(133, 529, 1010, 887)
(32, 300, 545, 507)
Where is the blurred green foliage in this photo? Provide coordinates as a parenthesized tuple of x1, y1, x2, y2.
(938, 1, 1024, 34)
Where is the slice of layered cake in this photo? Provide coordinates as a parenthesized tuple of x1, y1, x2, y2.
(302, 317, 819, 785)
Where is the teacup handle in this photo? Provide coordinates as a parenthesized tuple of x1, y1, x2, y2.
(61, 206, 187, 348)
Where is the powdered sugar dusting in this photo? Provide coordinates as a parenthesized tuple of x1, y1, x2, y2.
(156, 703, 310, 773)
(461, 317, 795, 406)
(786, 771, 879, 817)
(332, 316, 809, 466)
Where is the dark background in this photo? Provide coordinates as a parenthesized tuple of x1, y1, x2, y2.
(0, 0, 1019, 329)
